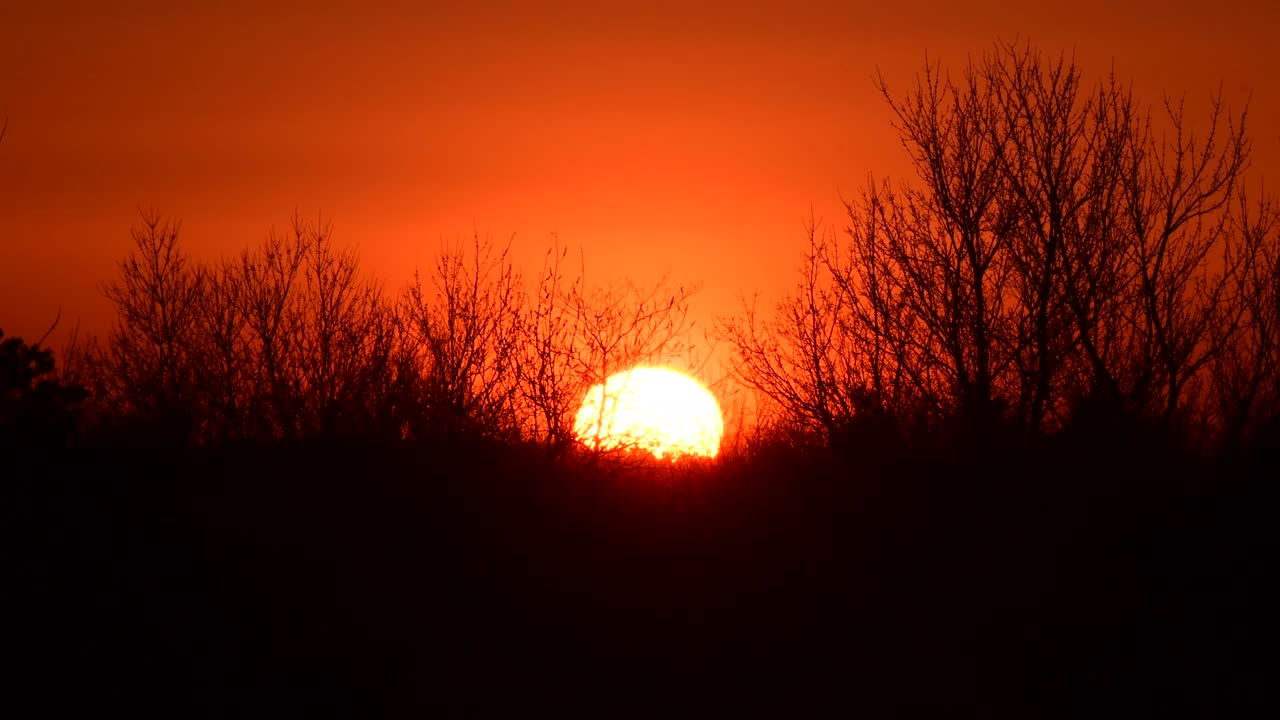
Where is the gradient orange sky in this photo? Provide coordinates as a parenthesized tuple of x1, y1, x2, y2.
(3, 1, 1277, 378)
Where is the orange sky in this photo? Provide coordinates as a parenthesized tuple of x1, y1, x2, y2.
(3, 1, 1277, 382)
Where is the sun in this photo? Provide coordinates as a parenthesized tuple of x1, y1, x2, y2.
(574, 367, 724, 459)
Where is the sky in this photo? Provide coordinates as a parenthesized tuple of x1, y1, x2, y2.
(2, 0, 1277, 383)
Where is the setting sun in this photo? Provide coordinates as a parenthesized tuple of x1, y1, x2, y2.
(573, 367, 724, 459)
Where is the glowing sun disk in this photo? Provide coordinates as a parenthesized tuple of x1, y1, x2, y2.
(574, 367, 723, 459)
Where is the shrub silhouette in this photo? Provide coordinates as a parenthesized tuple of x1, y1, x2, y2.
(0, 327, 88, 450)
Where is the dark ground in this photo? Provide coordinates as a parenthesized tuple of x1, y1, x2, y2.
(6, 436, 1268, 716)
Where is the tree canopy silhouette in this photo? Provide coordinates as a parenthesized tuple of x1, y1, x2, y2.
(69, 211, 698, 451)
(721, 40, 1277, 453)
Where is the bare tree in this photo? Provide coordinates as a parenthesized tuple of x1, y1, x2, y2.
(981, 46, 1139, 430)
(236, 220, 311, 440)
(191, 256, 249, 443)
(101, 211, 207, 437)
(719, 217, 878, 440)
(400, 232, 525, 442)
(873, 53, 1020, 428)
(1119, 88, 1251, 431)
(725, 40, 1256, 448)
(515, 238, 700, 458)
(1211, 189, 1280, 448)
(292, 218, 398, 438)
(516, 238, 580, 451)
(548, 254, 698, 456)
(94, 211, 409, 445)
(725, 48, 1026, 444)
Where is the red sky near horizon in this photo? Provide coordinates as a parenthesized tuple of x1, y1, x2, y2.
(2, 1, 1277, 384)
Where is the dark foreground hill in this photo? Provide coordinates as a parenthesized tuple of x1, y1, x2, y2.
(7, 437, 1268, 715)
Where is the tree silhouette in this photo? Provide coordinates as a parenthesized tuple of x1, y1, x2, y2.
(1119, 88, 1250, 434)
(293, 218, 398, 440)
(1212, 189, 1280, 449)
(400, 232, 526, 443)
(100, 211, 207, 441)
(233, 218, 313, 441)
(519, 239, 699, 459)
(84, 212, 404, 445)
(718, 217, 890, 443)
(81, 210, 700, 452)
(397, 232, 700, 455)
(723, 40, 1265, 450)
(191, 254, 249, 443)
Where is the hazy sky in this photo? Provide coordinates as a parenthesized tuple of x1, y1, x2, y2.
(2, 1, 1277, 375)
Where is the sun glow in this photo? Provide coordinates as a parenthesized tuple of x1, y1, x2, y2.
(574, 367, 724, 459)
